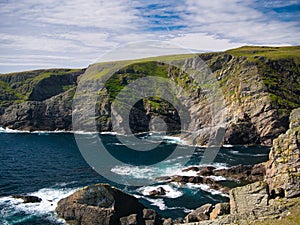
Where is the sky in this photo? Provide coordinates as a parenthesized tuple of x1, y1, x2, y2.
(0, 0, 299, 73)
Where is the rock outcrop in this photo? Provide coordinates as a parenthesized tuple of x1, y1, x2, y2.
(178, 107, 300, 225)
(161, 163, 266, 195)
(209, 202, 230, 220)
(265, 107, 300, 198)
(55, 183, 167, 225)
(12, 195, 42, 203)
(213, 163, 265, 183)
(179, 182, 299, 225)
(185, 204, 213, 222)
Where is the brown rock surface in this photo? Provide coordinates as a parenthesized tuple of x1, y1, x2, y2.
(55, 183, 146, 225)
(265, 107, 300, 198)
(185, 204, 213, 222)
(209, 202, 230, 220)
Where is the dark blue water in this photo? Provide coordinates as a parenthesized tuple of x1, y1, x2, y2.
(0, 132, 270, 224)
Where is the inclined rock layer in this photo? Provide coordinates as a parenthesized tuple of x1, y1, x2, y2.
(0, 47, 299, 146)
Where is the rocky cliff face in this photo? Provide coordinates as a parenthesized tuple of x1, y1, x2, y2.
(1, 88, 75, 131)
(265, 107, 300, 198)
(0, 46, 299, 145)
(0, 69, 84, 131)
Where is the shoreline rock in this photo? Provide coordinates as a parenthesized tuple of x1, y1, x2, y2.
(177, 107, 300, 224)
(55, 183, 170, 225)
(12, 195, 42, 203)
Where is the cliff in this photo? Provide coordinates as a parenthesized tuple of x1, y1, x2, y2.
(265, 107, 300, 198)
(0, 68, 85, 130)
(0, 46, 299, 145)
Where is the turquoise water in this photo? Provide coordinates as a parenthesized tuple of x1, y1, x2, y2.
(0, 132, 269, 224)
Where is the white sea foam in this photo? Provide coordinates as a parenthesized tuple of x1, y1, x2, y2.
(185, 183, 229, 197)
(229, 150, 268, 157)
(0, 127, 30, 133)
(0, 185, 78, 223)
(0, 127, 117, 135)
(111, 161, 229, 184)
(176, 169, 198, 177)
(111, 165, 155, 179)
(162, 135, 185, 144)
(138, 195, 191, 212)
(144, 197, 167, 210)
(208, 175, 227, 181)
(223, 144, 233, 148)
(137, 184, 183, 198)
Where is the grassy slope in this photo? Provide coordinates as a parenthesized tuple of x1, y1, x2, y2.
(226, 46, 300, 61)
(0, 68, 82, 104)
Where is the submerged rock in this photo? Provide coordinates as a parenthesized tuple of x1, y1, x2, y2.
(148, 187, 166, 197)
(12, 195, 42, 203)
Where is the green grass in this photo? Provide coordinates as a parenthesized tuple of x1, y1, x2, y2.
(0, 68, 83, 102)
(104, 61, 170, 101)
(226, 46, 300, 62)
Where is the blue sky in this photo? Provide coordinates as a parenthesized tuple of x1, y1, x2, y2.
(0, 0, 299, 73)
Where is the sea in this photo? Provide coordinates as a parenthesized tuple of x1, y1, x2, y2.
(0, 128, 270, 224)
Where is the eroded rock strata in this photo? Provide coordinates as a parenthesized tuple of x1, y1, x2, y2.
(1, 46, 299, 146)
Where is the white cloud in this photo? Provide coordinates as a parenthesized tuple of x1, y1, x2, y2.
(21, 0, 141, 31)
(169, 33, 246, 51)
(180, 0, 300, 45)
(0, 0, 299, 73)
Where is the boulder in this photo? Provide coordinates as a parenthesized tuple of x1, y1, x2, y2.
(162, 218, 173, 225)
(185, 203, 213, 222)
(149, 187, 166, 197)
(120, 214, 138, 225)
(143, 208, 158, 221)
(227, 181, 300, 224)
(55, 183, 146, 225)
(12, 195, 42, 203)
(209, 202, 230, 220)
